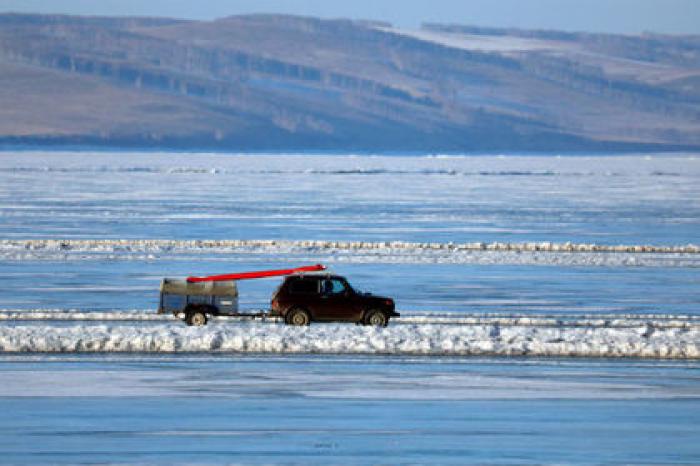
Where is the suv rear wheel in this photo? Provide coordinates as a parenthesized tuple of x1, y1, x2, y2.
(286, 308, 311, 326)
(364, 309, 388, 327)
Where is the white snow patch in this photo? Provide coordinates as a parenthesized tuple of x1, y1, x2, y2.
(0, 321, 697, 359)
(2, 239, 699, 267)
(6, 238, 698, 254)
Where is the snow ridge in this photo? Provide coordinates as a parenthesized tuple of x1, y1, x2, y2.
(0, 322, 697, 358)
(4, 239, 699, 267)
(5, 239, 699, 254)
(0, 166, 679, 177)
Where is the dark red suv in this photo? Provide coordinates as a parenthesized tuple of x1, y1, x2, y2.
(270, 274, 398, 326)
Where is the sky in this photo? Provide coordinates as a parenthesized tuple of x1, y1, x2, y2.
(0, 0, 698, 35)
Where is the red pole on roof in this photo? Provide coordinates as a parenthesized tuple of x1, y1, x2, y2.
(186, 264, 326, 283)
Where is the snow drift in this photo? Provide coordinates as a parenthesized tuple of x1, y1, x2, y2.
(1, 321, 697, 359)
(2, 239, 699, 268)
(6, 238, 699, 254)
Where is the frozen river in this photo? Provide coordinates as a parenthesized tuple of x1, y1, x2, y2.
(1, 152, 699, 245)
(0, 152, 699, 317)
(1, 355, 699, 464)
(0, 152, 699, 463)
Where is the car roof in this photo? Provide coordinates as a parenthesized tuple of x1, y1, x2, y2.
(285, 273, 343, 280)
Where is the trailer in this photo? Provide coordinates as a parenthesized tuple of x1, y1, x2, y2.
(158, 264, 327, 326)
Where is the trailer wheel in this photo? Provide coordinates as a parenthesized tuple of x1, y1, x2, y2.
(364, 309, 388, 327)
(286, 308, 310, 326)
(186, 310, 208, 327)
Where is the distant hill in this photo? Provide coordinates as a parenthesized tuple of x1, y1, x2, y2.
(0, 13, 699, 152)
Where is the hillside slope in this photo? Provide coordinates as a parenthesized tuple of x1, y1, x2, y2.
(0, 13, 699, 152)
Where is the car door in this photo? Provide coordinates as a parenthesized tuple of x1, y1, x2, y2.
(318, 277, 361, 321)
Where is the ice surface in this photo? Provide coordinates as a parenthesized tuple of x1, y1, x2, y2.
(3, 361, 699, 399)
(2, 152, 699, 463)
(0, 152, 698, 355)
(4, 259, 697, 315)
(1, 152, 699, 245)
(2, 356, 699, 464)
(3, 308, 699, 326)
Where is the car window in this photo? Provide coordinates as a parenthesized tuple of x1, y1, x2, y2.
(322, 278, 347, 295)
(288, 278, 319, 295)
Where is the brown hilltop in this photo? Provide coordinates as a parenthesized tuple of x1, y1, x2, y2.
(0, 13, 699, 152)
